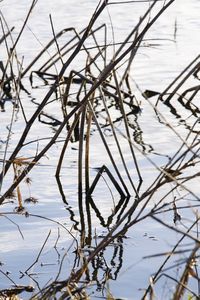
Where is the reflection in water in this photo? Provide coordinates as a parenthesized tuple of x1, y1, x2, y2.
(55, 174, 127, 295)
(89, 195, 129, 229)
(56, 170, 129, 243)
(1, 1, 200, 299)
(89, 240, 124, 290)
(156, 55, 200, 132)
(88, 165, 127, 199)
(56, 176, 80, 231)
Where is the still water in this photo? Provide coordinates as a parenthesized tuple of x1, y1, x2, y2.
(0, 0, 200, 299)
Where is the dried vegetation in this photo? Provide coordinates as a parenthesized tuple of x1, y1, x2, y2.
(1, 0, 200, 299)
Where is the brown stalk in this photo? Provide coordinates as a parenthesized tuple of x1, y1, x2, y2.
(99, 85, 138, 194)
(113, 70, 142, 186)
(157, 55, 200, 105)
(55, 110, 82, 177)
(0, 0, 109, 186)
(0, 2, 176, 206)
(172, 245, 199, 300)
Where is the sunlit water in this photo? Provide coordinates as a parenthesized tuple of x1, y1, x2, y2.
(0, 1, 200, 299)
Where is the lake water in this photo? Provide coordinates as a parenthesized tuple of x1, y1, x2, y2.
(0, 0, 200, 299)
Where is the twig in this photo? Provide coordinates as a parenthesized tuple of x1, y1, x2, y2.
(25, 230, 51, 274)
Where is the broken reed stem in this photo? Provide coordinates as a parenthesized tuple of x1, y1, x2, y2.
(78, 105, 87, 247)
(164, 61, 200, 104)
(49, 14, 64, 66)
(11, 0, 38, 58)
(55, 111, 82, 177)
(113, 70, 143, 186)
(0, 24, 14, 45)
(100, 86, 138, 193)
(0, 0, 176, 205)
(1, 214, 24, 239)
(41, 28, 85, 73)
(85, 93, 95, 245)
(172, 245, 199, 300)
(2, 0, 191, 297)
(0, 0, 38, 102)
(25, 230, 51, 274)
(85, 99, 93, 194)
(44, 207, 200, 300)
(86, 121, 200, 246)
(0, 0, 109, 185)
(119, 30, 140, 86)
(87, 101, 130, 196)
(0, 269, 17, 287)
(157, 54, 200, 105)
(22, 27, 84, 77)
(141, 219, 200, 300)
(38, 24, 106, 74)
(0, 18, 28, 123)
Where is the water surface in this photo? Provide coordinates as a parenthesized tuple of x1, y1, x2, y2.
(0, 1, 200, 299)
